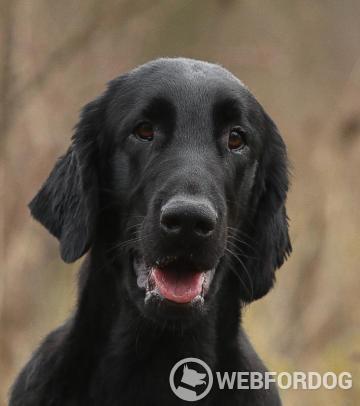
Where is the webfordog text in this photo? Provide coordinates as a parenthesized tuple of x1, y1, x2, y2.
(216, 371, 352, 390)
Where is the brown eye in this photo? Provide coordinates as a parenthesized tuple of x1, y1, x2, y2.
(228, 127, 246, 151)
(134, 122, 154, 141)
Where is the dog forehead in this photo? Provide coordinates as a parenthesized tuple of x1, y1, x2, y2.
(106, 58, 255, 134)
(126, 58, 247, 102)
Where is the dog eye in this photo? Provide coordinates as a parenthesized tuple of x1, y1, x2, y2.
(133, 122, 154, 142)
(228, 127, 246, 151)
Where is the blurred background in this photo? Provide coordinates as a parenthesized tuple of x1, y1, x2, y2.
(1, 1, 360, 404)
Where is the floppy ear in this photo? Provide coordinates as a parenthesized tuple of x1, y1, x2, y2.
(29, 96, 105, 263)
(241, 112, 292, 301)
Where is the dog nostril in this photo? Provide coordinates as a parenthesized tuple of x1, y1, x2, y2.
(194, 219, 215, 237)
(160, 214, 182, 233)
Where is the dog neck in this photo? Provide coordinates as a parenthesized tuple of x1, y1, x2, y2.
(70, 248, 243, 395)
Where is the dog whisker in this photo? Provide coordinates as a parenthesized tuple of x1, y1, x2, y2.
(226, 239, 257, 260)
(225, 247, 254, 301)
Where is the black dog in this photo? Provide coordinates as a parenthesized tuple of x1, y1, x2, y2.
(10, 58, 291, 405)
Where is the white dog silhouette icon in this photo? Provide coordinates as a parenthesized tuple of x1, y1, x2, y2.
(181, 365, 207, 387)
(173, 364, 208, 401)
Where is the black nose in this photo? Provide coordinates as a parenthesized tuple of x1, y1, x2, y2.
(160, 198, 217, 239)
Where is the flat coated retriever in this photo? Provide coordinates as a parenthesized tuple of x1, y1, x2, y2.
(10, 58, 291, 406)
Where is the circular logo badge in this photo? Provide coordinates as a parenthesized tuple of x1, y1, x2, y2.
(169, 357, 213, 402)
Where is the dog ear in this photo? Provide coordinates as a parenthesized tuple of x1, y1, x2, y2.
(241, 112, 292, 301)
(29, 96, 105, 263)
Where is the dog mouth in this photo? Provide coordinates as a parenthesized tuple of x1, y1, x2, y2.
(133, 254, 215, 305)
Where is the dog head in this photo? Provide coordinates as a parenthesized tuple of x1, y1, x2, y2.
(29, 58, 291, 321)
(181, 365, 207, 387)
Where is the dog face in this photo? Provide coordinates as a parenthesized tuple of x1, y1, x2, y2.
(29, 58, 291, 322)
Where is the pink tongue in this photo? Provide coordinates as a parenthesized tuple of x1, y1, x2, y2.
(152, 268, 204, 303)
